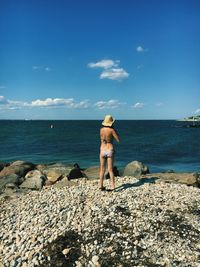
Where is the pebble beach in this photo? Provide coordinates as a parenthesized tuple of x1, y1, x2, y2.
(0, 176, 200, 267)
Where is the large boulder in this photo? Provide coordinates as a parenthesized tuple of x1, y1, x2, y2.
(123, 161, 149, 177)
(0, 174, 21, 192)
(0, 161, 35, 178)
(67, 164, 85, 180)
(196, 173, 200, 187)
(84, 166, 120, 180)
(20, 170, 46, 190)
(0, 162, 10, 172)
(84, 166, 100, 180)
(151, 172, 199, 187)
(41, 163, 74, 183)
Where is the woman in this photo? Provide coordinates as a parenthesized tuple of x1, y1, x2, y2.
(99, 115, 120, 191)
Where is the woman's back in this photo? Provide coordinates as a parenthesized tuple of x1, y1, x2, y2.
(100, 127, 114, 143)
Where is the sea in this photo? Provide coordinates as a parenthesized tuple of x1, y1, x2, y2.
(0, 120, 200, 173)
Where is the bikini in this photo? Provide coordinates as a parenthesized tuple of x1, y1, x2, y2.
(101, 139, 114, 158)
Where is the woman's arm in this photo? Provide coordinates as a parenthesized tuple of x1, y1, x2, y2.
(112, 128, 120, 142)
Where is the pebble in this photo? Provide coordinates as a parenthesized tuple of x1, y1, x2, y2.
(62, 248, 71, 255)
(0, 177, 200, 266)
(92, 255, 99, 263)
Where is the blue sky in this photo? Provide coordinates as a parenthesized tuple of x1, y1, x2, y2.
(0, 0, 199, 119)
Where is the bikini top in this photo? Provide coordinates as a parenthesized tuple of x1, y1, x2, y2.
(101, 138, 112, 144)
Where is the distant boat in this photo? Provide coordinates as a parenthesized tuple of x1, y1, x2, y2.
(177, 115, 200, 128)
(50, 124, 54, 129)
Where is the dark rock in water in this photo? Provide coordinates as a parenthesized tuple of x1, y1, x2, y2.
(0, 161, 35, 178)
(67, 164, 85, 180)
(123, 161, 149, 177)
(20, 170, 46, 190)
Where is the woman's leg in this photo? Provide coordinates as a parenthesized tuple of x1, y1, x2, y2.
(99, 155, 106, 188)
(107, 157, 115, 189)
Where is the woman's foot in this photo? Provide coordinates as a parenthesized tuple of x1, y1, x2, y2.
(99, 186, 106, 191)
(106, 188, 115, 192)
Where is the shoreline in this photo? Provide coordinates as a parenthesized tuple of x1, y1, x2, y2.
(0, 160, 200, 197)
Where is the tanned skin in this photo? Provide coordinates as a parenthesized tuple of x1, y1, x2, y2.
(99, 127, 120, 190)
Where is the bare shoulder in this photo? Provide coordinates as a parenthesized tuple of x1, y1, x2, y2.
(111, 127, 117, 134)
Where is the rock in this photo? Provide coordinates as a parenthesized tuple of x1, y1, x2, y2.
(10, 160, 33, 167)
(0, 162, 9, 172)
(0, 161, 35, 178)
(62, 248, 71, 255)
(5, 183, 17, 189)
(45, 180, 55, 186)
(144, 173, 198, 187)
(92, 255, 99, 263)
(44, 170, 62, 183)
(164, 169, 175, 173)
(123, 161, 149, 177)
(67, 164, 85, 180)
(194, 173, 200, 187)
(84, 166, 100, 180)
(49, 178, 77, 188)
(105, 166, 120, 179)
(42, 163, 74, 182)
(20, 170, 46, 190)
(0, 174, 21, 190)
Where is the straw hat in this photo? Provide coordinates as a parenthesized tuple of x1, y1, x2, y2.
(102, 115, 115, 127)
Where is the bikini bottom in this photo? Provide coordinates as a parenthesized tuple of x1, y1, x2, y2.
(101, 149, 114, 158)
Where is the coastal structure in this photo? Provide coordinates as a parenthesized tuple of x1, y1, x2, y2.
(177, 115, 200, 127)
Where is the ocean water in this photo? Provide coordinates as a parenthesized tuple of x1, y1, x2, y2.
(0, 120, 200, 173)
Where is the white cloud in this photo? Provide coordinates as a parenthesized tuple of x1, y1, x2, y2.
(0, 97, 25, 110)
(0, 96, 8, 104)
(72, 100, 90, 109)
(94, 99, 124, 109)
(28, 98, 90, 109)
(133, 102, 145, 108)
(194, 109, 200, 114)
(88, 59, 119, 69)
(32, 66, 51, 72)
(0, 96, 125, 111)
(30, 98, 74, 107)
(100, 68, 129, 81)
(88, 58, 129, 81)
(0, 97, 91, 110)
(136, 46, 148, 53)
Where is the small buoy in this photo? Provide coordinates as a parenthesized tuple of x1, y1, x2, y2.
(50, 125, 54, 128)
